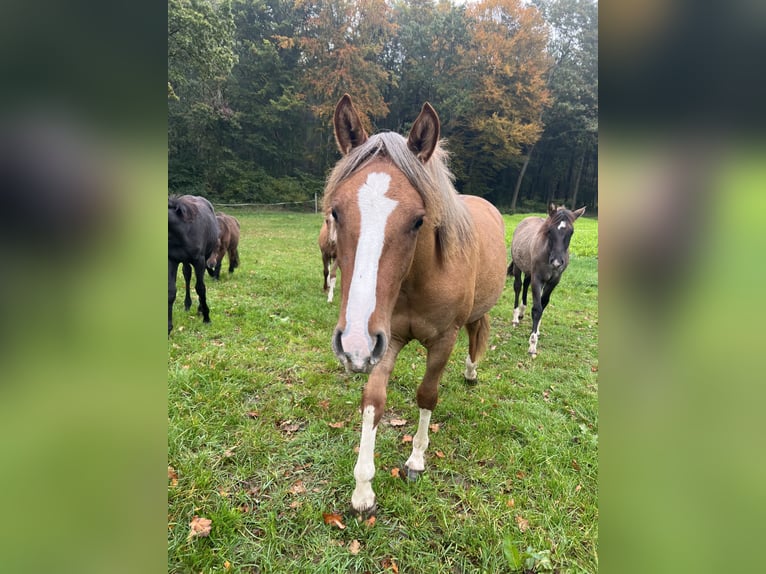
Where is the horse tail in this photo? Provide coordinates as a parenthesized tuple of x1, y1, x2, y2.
(467, 314, 491, 365)
(507, 260, 515, 277)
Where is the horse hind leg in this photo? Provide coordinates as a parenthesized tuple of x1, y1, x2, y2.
(228, 246, 239, 273)
(464, 314, 490, 384)
(193, 261, 211, 323)
(511, 265, 523, 327)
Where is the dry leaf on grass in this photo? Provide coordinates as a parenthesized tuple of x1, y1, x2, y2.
(319, 399, 330, 410)
(515, 515, 529, 532)
(349, 539, 361, 555)
(245, 411, 259, 419)
(188, 516, 212, 539)
(435, 450, 445, 458)
(506, 498, 515, 508)
(365, 515, 376, 527)
(402, 435, 413, 443)
(289, 480, 307, 495)
(389, 419, 407, 427)
(390, 467, 401, 478)
(327, 421, 345, 429)
(429, 423, 440, 432)
(168, 466, 178, 487)
(382, 557, 399, 572)
(322, 512, 346, 530)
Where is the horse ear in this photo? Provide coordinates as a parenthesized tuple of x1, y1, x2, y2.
(573, 206, 586, 219)
(547, 203, 557, 217)
(333, 94, 368, 155)
(407, 102, 440, 163)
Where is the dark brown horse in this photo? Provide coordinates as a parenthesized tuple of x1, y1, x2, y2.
(207, 212, 240, 279)
(168, 195, 219, 334)
(325, 95, 507, 514)
(318, 215, 338, 302)
(508, 203, 586, 357)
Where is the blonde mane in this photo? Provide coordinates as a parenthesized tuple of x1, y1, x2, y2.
(322, 132, 474, 260)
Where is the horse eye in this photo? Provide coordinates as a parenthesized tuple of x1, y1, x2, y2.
(331, 208, 338, 221)
(413, 217, 424, 231)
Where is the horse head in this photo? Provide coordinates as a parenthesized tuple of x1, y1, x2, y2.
(326, 95, 439, 373)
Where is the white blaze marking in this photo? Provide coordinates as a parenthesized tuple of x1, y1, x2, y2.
(405, 408, 432, 472)
(557, 220, 567, 230)
(342, 172, 397, 357)
(351, 405, 378, 511)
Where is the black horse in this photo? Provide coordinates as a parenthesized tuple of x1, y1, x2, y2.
(508, 203, 586, 357)
(168, 195, 219, 334)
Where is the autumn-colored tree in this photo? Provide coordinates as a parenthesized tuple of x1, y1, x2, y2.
(455, 0, 552, 198)
(295, 0, 397, 127)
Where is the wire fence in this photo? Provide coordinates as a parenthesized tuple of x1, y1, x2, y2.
(212, 194, 319, 213)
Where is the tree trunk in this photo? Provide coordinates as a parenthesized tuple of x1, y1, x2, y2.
(510, 144, 535, 213)
(569, 147, 586, 208)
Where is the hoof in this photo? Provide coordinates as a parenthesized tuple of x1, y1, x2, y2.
(350, 501, 377, 519)
(512, 321, 519, 328)
(404, 465, 422, 481)
(529, 352, 537, 359)
(464, 376, 478, 386)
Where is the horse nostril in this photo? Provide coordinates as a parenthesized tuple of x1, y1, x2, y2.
(371, 332, 387, 364)
(332, 329, 344, 356)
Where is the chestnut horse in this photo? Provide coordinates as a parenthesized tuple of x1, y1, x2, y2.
(508, 203, 586, 357)
(207, 212, 240, 279)
(324, 95, 507, 514)
(317, 215, 338, 302)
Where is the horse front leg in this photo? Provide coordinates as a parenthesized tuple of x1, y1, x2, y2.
(352, 339, 403, 515)
(405, 331, 457, 480)
(182, 262, 193, 311)
(168, 260, 179, 334)
(327, 260, 338, 303)
(528, 278, 543, 357)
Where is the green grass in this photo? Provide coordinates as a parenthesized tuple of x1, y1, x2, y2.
(168, 210, 598, 573)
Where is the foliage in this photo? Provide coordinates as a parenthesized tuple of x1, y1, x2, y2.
(168, 211, 598, 573)
(167, 0, 598, 210)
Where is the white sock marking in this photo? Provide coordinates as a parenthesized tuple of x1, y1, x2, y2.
(512, 307, 521, 325)
(352, 405, 378, 511)
(464, 355, 477, 380)
(341, 173, 397, 364)
(327, 276, 336, 303)
(405, 408, 432, 472)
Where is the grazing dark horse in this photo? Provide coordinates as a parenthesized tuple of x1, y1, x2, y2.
(318, 215, 339, 302)
(508, 203, 586, 357)
(325, 95, 507, 514)
(207, 212, 240, 279)
(168, 195, 219, 334)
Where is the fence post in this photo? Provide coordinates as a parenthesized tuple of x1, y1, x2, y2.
(314, 192, 318, 214)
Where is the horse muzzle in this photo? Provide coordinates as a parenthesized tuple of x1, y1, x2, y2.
(332, 328, 387, 374)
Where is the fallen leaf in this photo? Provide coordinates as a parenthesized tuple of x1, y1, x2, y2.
(188, 516, 212, 539)
(365, 516, 376, 527)
(289, 480, 307, 495)
(218, 489, 229, 498)
(391, 467, 401, 478)
(246, 411, 259, 419)
(435, 450, 445, 458)
(591, 365, 598, 372)
(328, 421, 345, 429)
(516, 470, 526, 480)
(323, 512, 346, 530)
(223, 447, 236, 457)
(168, 466, 178, 487)
(223, 560, 231, 570)
(290, 500, 302, 509)
(389, 419, 407, 427)
(354, 446, 360, 453)
(506, 498, 515, 508)
(575, 484, 582, 493)
(279, 420, 301, 433)
(382, 557, 399, 572)
(319, 399, 330, 410)
(402, 434, 413, 443)
(571, 459, 581, 471)
(429, 423, 440, 433)
(543, 390, 550, 400)
(349, 539, 361, 555)
(515, 515, 529, 532)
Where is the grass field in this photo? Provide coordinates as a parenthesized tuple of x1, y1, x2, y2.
(168, 210, 598, 573)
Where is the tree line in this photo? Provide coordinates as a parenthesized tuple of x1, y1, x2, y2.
(168, 0, 597, 212)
